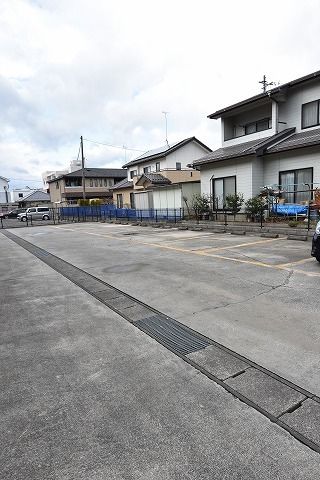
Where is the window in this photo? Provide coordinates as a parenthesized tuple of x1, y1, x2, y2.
(116, 193, 123, 208)
(18, 193, 23, 198)
(213, 176, 236, 209)
(156, 162, 160, 172)
(176, 162, 181, 171)
(143, 166, 150, 174)
(130, 192, 135, 209)
(104, 179, 108, 187)
(99, 178, 102, 187)
(56, 182, 59, 189)
(65, 178, 82, 187)
(302, 100, 320, 129)
(94, 178, 98, 187)
(279, 168, 313, 203)
(90, 179, 93, 187)
(244, 118, 271, 136)
(130, 170, 137, 179)
(108, 179, 114, 186)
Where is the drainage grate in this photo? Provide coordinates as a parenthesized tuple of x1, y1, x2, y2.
(135, 315, 210, 355)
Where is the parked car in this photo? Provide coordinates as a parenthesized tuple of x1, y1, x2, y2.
(17, 207, 51, 222)
(311, 220, 320, 262)
(0, 208, 26, 219)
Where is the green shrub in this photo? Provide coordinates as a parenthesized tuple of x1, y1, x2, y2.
(245, 196, 265, 217)
(191, 194, 210, 223)
(225, 193, 244, 219)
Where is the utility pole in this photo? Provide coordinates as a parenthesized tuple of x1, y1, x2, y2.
(162, 111, 169, 147)
(80, 136, 86, 200)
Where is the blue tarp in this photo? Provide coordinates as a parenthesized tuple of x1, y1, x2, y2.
(272, 204, 308, 216)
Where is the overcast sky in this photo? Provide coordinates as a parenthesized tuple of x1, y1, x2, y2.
(1, 0, 320, 189)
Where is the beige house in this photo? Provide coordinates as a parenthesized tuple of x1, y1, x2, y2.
(48, 168, 126, 205)
(112, 136, 212, 209)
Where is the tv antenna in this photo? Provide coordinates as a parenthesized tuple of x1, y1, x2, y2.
(259, 75, 275, 93)
(162, 111, 169, 147)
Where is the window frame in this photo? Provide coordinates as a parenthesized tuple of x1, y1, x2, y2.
(278, 167, 313, 203)
(212, 175, 237, 210)
(176, 162, 181, 171)
(301, 100, 320, 129)
(155, 162, 160, 172)
(130, 192, 135, 209)
(116, 193, 123, 208)
(244, 117, 271, 136)
(143, 166, 150, 174)
(130, 170, 137, 179)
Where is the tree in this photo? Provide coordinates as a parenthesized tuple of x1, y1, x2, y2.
(191, 193, 210, 223)
(245, 196, 265, 221)
(225, 193, 244, 219)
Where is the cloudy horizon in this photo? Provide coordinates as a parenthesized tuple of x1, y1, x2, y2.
(1, 0, 320, 189)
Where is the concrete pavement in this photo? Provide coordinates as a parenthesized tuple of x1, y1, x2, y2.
(1, 226, 320, 479)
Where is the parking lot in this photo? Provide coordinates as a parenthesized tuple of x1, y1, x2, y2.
(5, 222, 320, 391)
(1, 222, 320, 479)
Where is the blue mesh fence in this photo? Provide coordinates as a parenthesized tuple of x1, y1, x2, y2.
(57, 206, 183, 222)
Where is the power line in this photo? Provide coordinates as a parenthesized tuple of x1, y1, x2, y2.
(83, 137, 145, 152)
(9, 178, 43, 183)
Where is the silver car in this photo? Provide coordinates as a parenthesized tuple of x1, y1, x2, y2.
(17, 207, 51, 222)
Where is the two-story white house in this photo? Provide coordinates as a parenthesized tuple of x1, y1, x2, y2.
(113, 137, 212, 210)
(189, 70, 320, 209)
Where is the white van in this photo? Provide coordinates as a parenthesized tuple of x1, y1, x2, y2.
(17, 207, 51, 222)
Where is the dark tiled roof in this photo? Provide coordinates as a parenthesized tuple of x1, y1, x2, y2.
(136, 173, 172, 186)
(48, 168, 126, 182)
(208, 70, 320, 119)
(190, 127, 320, 168)
(266, 128, 320, 154)
(21, 190, 51, 202)
(112, 179, 133, 190)
(190, 137, 269, 167)
(122, 137, 212, 168)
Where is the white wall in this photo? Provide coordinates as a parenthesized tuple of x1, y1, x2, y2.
(278, 81, 320, 133)
(200, 157, 253, 201)
(263, 147, 320, 187)
(251, 157, 264, 197)
(134, 191, 153, 209)
(181, 182, 201, 203)
(127, 140, 210, 180)
(0, 177, 10, 203)
(166, 142, 209, 168)
(11, 188, 37, 202)
(153, 186, 182, 209)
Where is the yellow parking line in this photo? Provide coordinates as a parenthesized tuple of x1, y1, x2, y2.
(142, 241, 278, 269)
(276, 257, 314, 268)
(53, 225, 320, 278)
(197, 237, 286, 253)
(162, 234, 219, 243)
(291, 268, 320, 277)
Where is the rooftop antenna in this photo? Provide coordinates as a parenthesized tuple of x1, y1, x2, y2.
(162, 111, 169, 147)
(259, 75, 275, 93)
